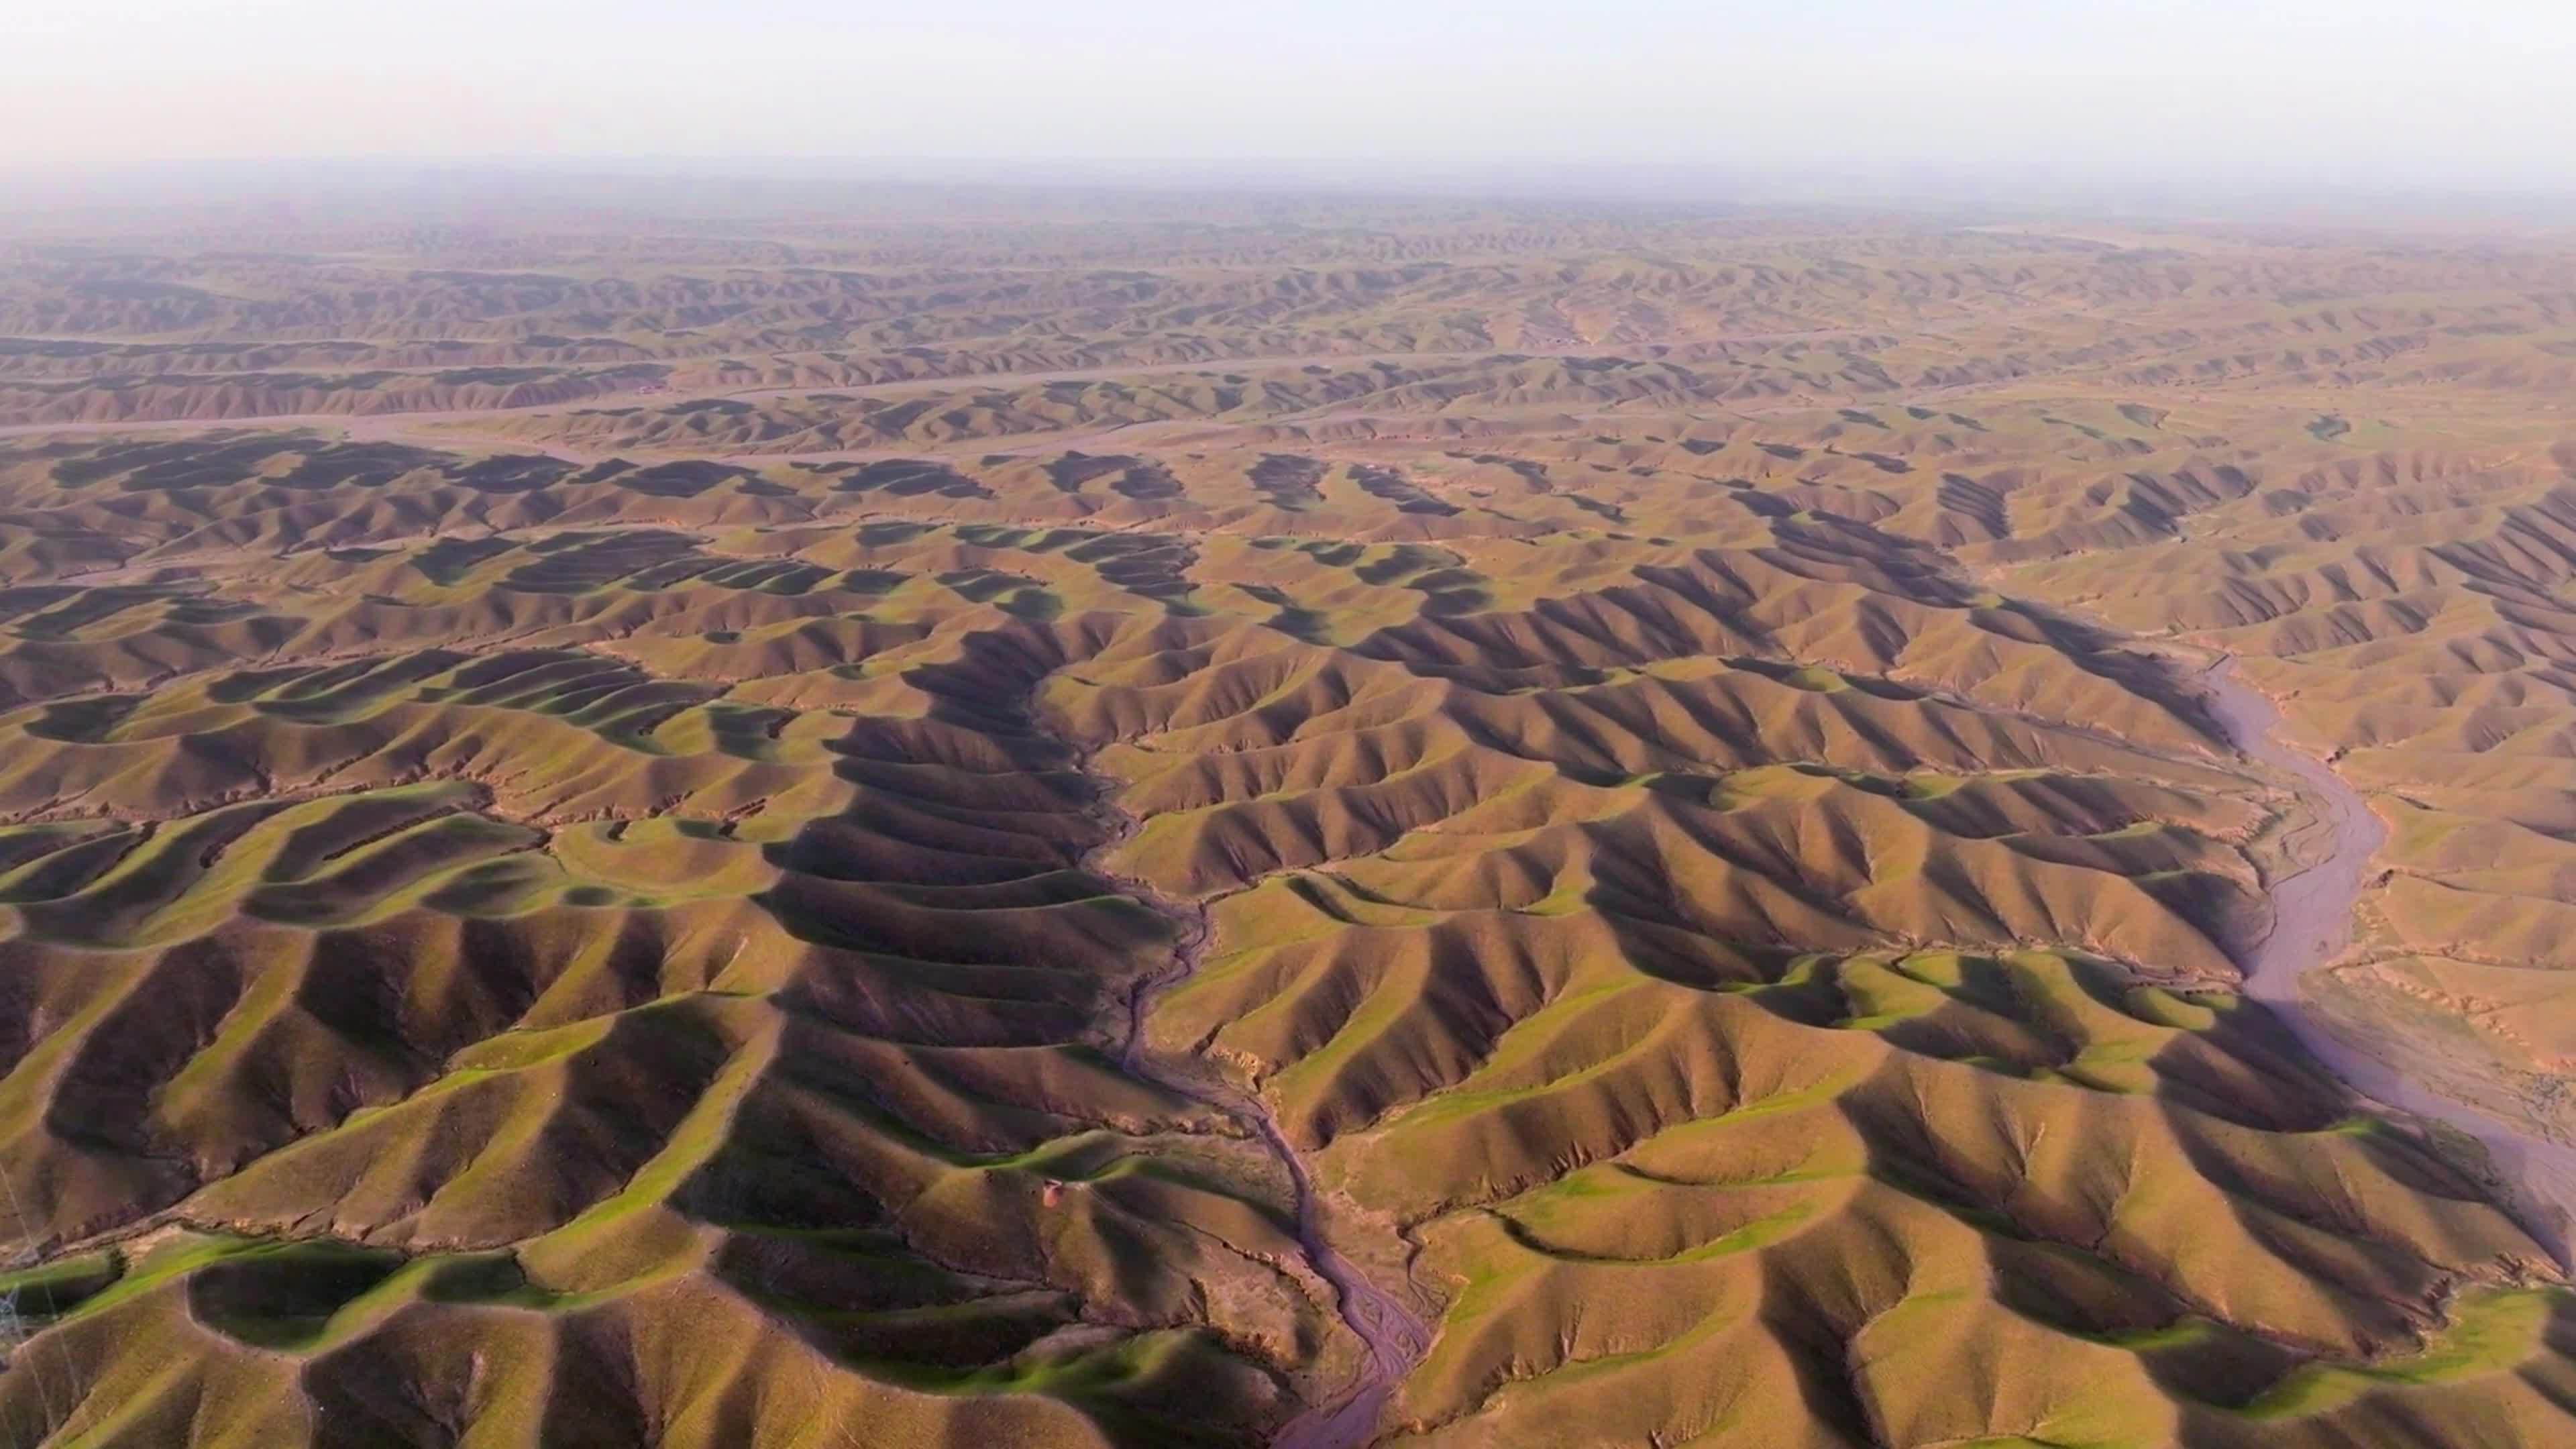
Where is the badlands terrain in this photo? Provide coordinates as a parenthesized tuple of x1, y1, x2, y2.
(0, 182, 2571, 1445)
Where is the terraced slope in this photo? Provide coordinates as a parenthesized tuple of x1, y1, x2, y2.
(0, 193, 2569, 1447)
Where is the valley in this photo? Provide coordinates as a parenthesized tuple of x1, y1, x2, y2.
(0, 188, 2570, 1445)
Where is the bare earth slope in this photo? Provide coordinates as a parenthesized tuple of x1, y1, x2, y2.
(0, 185, 2569, 1446)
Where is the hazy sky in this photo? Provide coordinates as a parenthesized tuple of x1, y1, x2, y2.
(10, 0, 2573, 193)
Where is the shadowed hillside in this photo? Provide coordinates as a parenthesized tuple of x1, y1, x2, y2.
(0, 191, 2569, 1446)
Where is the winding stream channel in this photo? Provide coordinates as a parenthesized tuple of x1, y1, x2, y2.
(2197, 655, 2576, 1266)
(1063, 649, 2576, 1449)
(1074, 753, 1432, 1449)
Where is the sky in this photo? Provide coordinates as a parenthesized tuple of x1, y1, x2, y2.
(8, 0, 2574, 197)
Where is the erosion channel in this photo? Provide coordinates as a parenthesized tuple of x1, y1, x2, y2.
(2199, 655, 2576, 1267)
(1072, 741, 1433, 1449)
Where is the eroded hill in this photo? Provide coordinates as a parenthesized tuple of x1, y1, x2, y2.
(0, 190, 2569, 1448)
